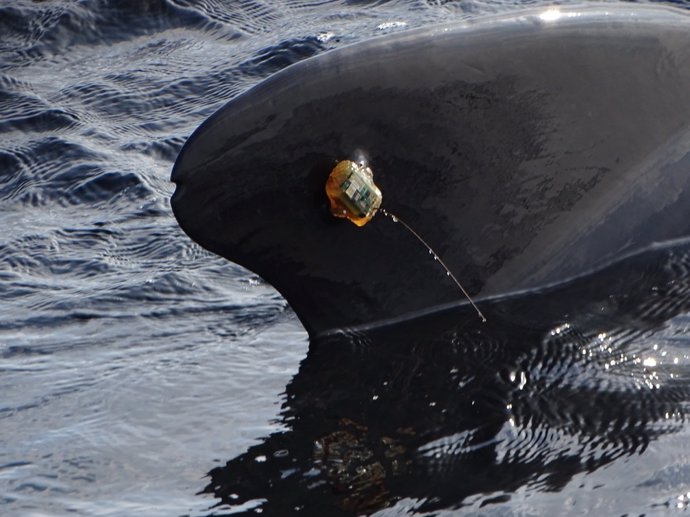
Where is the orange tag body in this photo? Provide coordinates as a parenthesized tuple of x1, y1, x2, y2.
(325, 160, 382, 227)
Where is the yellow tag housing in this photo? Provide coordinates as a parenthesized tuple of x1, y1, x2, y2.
(326, 160, 382, 227)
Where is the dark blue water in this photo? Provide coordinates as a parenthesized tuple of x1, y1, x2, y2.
(2, 1, 690, 516)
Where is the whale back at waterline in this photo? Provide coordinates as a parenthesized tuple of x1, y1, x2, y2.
(171, 5, 690, 336)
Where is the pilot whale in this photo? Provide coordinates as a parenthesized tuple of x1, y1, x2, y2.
(171, 5, 690, 514)
(171, 4, 690, 337)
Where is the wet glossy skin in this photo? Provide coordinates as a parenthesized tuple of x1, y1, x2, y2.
(172, 5, 690, 336)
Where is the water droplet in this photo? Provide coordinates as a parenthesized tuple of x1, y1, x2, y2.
(643, 357, 658, 368)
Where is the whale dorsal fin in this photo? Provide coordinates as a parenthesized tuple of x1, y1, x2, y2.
(172, 6, 690, 336)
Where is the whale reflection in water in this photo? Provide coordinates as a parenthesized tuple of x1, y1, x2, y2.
(203, 240, 690, 515)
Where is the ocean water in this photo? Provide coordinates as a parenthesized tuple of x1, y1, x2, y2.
(2, 1, 690, 516)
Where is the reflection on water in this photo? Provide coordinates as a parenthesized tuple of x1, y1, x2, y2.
(205, 241, 690, 515)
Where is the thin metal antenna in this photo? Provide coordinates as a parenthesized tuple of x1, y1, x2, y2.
(381, 208, 487, 323)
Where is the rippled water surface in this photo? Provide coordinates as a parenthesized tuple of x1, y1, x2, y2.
(2, 0, 690, 515)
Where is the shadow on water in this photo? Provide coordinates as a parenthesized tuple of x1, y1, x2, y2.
(202, 242, 690, 515)
(201, 240, 690, 514)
